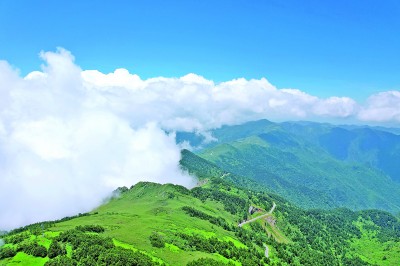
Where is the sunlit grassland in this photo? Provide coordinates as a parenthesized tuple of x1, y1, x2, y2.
(351, 219, 400, 265)
(46, 183, 248, 265)
(0, 252, 48, 266)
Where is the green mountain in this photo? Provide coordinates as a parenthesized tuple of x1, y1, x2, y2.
(184, 120, 400, 213)
(279, 121, 400, 183)
(2, 120, 400, 265)
(1, 152, 400, 265)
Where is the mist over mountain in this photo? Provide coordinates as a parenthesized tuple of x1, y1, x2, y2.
(2, 1, 400, 264)
(1, 49, 400, 231)
(2, 156, 399, 265)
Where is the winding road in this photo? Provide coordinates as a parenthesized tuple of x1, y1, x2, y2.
(264, 244, 269, 258)
(238, 202, 276, 258)
(238, 202, 276, 227)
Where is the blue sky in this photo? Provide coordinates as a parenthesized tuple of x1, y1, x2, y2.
(1, 1, 400, 229)
(1, 0, 399, 100)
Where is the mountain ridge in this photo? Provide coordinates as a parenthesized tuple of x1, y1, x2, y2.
(176, 119, 400, 213)
(2, 167, 399, 265)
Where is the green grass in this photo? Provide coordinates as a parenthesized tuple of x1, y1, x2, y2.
(1, 175, 399, 265)
(181, 228, 216, 238)
(351, 237, 400, 265)
(44, 182, 247, 266)
(263, 221, 290, 244)
(0, 252, 48, 266)
(36, 235, 52, 249)
(1, 181, 248, 265)
(65, 244, 72, 258)
(43, 232, 59, 238)
(113, 239, 166, 264)
(165, 243, 180, 253)
(212, 253, 241, 266)
(223, 236, 248, 249)
(351, 219, 400, 265)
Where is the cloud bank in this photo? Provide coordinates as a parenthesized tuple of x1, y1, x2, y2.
(0, 48, 399, 230)
(0, 49, 194, 230)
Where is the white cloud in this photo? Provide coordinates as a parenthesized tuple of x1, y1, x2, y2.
(358, 91, 400, 122)
(0, 48, 399, 230)
(0, 49, 195, 231)
(82, 68, 145, 90)
(314, 97, 358, 117)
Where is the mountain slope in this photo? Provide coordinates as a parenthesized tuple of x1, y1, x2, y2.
(1, 155, 400, 265)
(180, 149, 270, 193)
(279, 121, 400, 183)
(188, 120, 400, 213)
(2, 140, 400, 265)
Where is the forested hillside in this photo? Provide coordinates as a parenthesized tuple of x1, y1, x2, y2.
(279, 121, 400, 183)
(1, 152, 399, 265)
(177, 120, 400, 213)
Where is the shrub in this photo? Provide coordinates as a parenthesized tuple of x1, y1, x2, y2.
(19, 242, 47, 257)
(149, 232, 165, 248)
(47, 240, 66, 258)
(4, 233, 28, 245)
(45, 256, 77, 266)
(187, 258, 235, 266)
(75, 225, 105, 233)
(32, 244, 48, 257)
(0, 247, 16, 259)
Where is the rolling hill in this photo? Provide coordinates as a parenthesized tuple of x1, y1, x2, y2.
(1, 152, 400, 265)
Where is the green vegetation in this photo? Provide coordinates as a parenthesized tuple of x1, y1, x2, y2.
(47, 240, 66, 259)
(1, 135, 400, 265)
(0, 247, 16, 259)
(2, 175, 399, 265)
(192, 120, 400, 213)
(149, 232, 165, 248)
(3, 252, 49, 266)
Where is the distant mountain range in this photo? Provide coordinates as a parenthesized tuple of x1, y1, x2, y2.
(177, 120, 400, 213)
